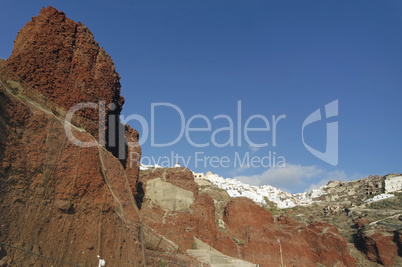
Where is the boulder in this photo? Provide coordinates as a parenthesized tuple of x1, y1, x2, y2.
(54, 199, 72, 212)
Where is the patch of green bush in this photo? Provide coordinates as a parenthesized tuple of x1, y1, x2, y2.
(232, 236, 244, 245)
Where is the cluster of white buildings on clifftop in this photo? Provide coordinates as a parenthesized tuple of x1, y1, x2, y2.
(141, 163, 400, 209)
(194, 171, 327, 209)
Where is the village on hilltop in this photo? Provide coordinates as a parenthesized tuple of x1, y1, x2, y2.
(141, 162, 402, 209)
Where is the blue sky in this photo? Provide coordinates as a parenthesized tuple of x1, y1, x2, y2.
(1, 1, 401, 193)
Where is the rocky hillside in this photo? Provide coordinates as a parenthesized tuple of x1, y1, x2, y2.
(193, 172, 401, 266)
(280, 176, 402, 266)
(138, 167, 356, 266)
(0, 6, 399, 267)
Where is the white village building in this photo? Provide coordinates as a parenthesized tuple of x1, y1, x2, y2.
(364, 193, 394, 203)
(197, 171, 309, 209)
(193, 172, 205, 179)
(385, 175, 402, 193)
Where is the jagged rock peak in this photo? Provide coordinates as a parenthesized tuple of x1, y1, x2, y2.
(6, 6, 125, 137)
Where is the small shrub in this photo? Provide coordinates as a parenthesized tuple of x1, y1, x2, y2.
(232, 236, 244, 245)
(158, 258, 168, 267)
(6, 80, 24, 93)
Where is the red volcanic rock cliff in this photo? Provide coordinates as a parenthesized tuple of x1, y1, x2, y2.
(0, 6, 144, 266)
(223, 197, 274, 229)
(2, 5, 141, 184)
(6, 6, 124, 113)
(5, 6, 125, 142)
(356, 225, 402, 266)
(0, 79, 144, 266)
(221, 197, 357, 266)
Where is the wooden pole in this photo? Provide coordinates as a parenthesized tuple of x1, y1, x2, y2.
(277, 239, 284, 267)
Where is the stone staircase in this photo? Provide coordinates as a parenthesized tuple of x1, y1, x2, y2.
(186, 238, 258, 267)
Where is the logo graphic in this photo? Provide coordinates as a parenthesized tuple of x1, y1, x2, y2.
(302, 100, 338, 166)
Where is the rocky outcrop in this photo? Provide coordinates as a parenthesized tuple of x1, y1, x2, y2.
(124, 125, 141, 201)
(0, 7, 144, 266)
(5, 7, 123, 139)
(195, 178, 232, 219)
(223, 197, 274, 229)
(138, 168, 226, 252)
(2, 6, 141, 166)
(356, 225, 402, 266)
(320, 176, 384, 203)
(140, 167, 199, 198)
(323, 204, 348, 215)
(222, 197, 356, 267)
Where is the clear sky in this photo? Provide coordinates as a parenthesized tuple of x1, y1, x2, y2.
(1, 1, 401, 193)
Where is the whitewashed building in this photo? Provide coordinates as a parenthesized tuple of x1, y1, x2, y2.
(385, 175, 402, 193)
(199, 171, 301, 209)
(193, 172, 205, 179)
(364, 193, 394, 203)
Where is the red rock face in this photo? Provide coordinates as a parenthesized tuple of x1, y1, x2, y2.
(5, 6, 124, 142)
(7, 6, 124, 111)
(0, 6, 144, 266)
(223, 197, 274, 230)
(222, 197, 356, 267)
(141, 192, 223, 250)
(139, 168, 217, 251)
(357, 226, 401, 266)
(0, 85, 144, 266)
(2, 5, 141, 166)
(124, 125, 142, 196)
